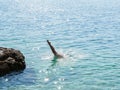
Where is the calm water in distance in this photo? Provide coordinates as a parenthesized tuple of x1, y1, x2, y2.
(0, 0, 120, 90)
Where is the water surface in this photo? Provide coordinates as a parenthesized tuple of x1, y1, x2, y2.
(0, 0, 120, 90)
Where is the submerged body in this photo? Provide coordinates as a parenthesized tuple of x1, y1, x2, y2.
(47, 40, 64, 59)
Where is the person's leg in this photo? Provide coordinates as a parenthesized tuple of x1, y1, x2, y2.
(47, 40, 57, 56)
(47, 40, 63, 58)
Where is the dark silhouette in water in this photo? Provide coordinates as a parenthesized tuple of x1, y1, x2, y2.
(47, 40, 63, 59)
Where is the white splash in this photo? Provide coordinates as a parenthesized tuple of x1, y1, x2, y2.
(44, 77, 49, 82)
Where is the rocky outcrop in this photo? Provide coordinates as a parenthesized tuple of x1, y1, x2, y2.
(0, 47, 26, 77)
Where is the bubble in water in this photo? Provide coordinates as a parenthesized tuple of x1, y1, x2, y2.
(52, 69, 56, 72)
(66, 18, 70, 22)
(58, 78, 64, 81)
(41, 54, 52, 60)
(70, 67, 74, 70)
(31, 62, 35, 64)
(57, 86, 62, 90)
(44, 78, 49, 82)
(53, 81, 58, 85)
(32, 47, 40, 51)
(38, 70, 42, 73)
(5, 78, 8, 82)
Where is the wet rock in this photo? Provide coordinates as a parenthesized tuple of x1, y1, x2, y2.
(0, 47, 26, 77)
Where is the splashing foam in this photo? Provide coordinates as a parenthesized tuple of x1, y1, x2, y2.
(56, 49, 87, 66)
(40, 48, 87, 66)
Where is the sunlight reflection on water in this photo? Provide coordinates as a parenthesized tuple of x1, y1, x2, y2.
(0, 0, 120, 90)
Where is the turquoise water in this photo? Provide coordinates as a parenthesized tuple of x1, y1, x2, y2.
(0, 0, 120, 90)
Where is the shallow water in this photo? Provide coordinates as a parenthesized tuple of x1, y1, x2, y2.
(0, 0, 120, 90)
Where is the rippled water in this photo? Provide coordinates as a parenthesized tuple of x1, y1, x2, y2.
(0, 0, 120, 90)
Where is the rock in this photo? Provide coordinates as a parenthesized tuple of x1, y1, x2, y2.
(0, 47, 26, 77)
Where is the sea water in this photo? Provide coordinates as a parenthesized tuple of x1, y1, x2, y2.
(0, 0, 120, 90)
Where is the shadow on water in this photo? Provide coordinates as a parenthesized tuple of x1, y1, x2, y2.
(0, 68, 37, 89)
(51, 56, 59, 67)
(45, 56, 59, 74)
